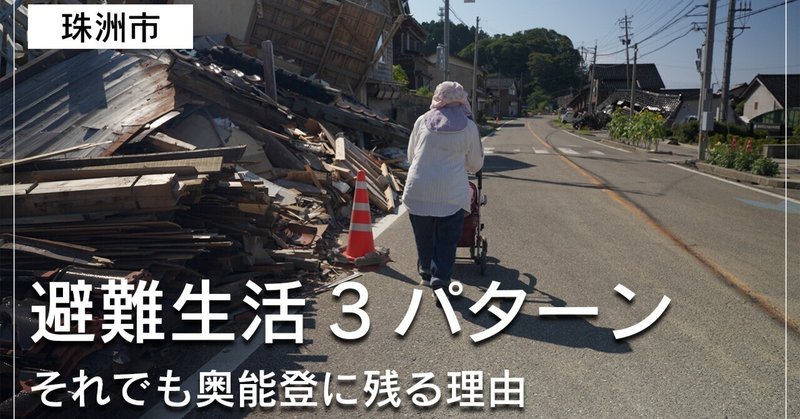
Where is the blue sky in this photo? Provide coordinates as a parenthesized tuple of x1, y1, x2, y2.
(407, 0, 799, 89)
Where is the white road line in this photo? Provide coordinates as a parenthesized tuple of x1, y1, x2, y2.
(513, 148, 521, 153)
(373, 204, 408, 237)
(563, 130, 632, 153)
(143, 204, 410, 418)
(484, 147, 494, 154)
(666, 162, 800, 205)
(589, 150, 606, 155)
(558, 147, 579, 155)
(532, 147, 549, 154)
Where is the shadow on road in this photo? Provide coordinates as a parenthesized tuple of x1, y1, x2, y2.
(451, 260, 632, 354)
(481, 155, 535, 173)
(371, 262, 421, 286)
(497, 122, 526, 128)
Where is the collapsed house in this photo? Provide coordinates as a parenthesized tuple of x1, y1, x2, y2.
(596, 89, 682, 123)
(0, 32, 412, 416)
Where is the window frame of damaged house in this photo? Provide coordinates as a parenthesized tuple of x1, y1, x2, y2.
(0, 1, 429, 414)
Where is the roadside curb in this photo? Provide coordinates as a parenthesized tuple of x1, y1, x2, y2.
(695, 162, 800, 189)
(548, 120, 673, 154)
(587, 136, 675, 155)
(596, 139, 639, 153)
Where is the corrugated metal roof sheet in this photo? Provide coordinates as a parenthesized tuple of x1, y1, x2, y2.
(0, 50, 175, 160)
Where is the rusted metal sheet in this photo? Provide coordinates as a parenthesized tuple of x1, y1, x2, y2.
(0, 50, 176, 161)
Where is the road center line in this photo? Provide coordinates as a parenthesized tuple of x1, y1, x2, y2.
(525, 121, 799, 335)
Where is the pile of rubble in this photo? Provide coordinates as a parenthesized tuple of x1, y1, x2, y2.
(0, 42, 409, 415)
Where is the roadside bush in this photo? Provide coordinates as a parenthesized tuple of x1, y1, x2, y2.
(608, 110, 665, 149)
(672, 120, 699, 143)
(674, 120, 758, 144)
(708, 144, 736, 168)
(751, 157, 780, 177)
(608, 109, 629, 139)
(733, 150, 758, 172)
(713, 121, 749, 137)
(707, 136, 781, 177)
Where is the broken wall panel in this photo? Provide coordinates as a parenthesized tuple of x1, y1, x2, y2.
(250, 0, 388, 93)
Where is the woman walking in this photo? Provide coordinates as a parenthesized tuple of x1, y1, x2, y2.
(402, 81, 484, 295)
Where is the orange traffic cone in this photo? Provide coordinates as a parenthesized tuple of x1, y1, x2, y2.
(343, 170, 375, 260)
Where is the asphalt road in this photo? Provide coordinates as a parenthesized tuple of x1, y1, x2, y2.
(179, 116, 798, 418)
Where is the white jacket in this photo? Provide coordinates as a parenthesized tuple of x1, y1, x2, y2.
(402, 115, 484, 217)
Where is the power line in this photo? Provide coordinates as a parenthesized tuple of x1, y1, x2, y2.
(735, 0, 797, 20)
(639, 28, 695, 58)
(441, 0, 468, 26)
(594, 0, 697, 58)
(637, 0, 698, 45)
(636, 0, 694, 41)
(637, 0, 792, 66)
(631, 0, 666, 16)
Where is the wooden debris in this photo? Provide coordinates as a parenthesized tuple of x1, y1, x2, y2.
(145, 132, 197, 152)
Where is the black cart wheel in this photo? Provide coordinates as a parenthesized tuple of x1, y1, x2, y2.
(479, 238, 488, 275)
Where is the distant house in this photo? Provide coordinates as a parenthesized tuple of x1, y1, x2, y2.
(729, 82, 749, 106)
(427, 54, 486, 104)
(571, 63, 665, 112)
(485, 78, 520, 117)
(739, 74, 800, 125)
(661, 88, 736, 126)
(392, 16, 432, 90)
(555, 93, 574, 110)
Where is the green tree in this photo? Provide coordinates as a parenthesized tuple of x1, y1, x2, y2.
(392, 64, 409, 88)
(419, 20, 487, 57)
(460, 28, 581, 105)
(419, 23, 582, 107)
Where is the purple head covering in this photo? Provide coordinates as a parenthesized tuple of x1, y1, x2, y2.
(424, 81, 473, 132)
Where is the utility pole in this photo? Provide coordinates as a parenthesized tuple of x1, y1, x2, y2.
(589, 42, 597, 112)
(443, 0, 450, 81)
(698, 0, 717, 161)
(630, 43, 638, 119)
(471, 16, 480, 113)
(619, 12, 633, 92)
(720, 1, 751, 123)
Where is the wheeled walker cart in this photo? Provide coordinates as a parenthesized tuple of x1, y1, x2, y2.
(456, 170, 488, 274)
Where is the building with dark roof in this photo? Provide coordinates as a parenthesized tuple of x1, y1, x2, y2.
(485, 78, 520, 117)
(392, 16, 432, 90)
(570, 63, 665, 112)
(592, 63, 665, 91)
(661, 88, 736, 125)
(739, 74, 800, 122)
